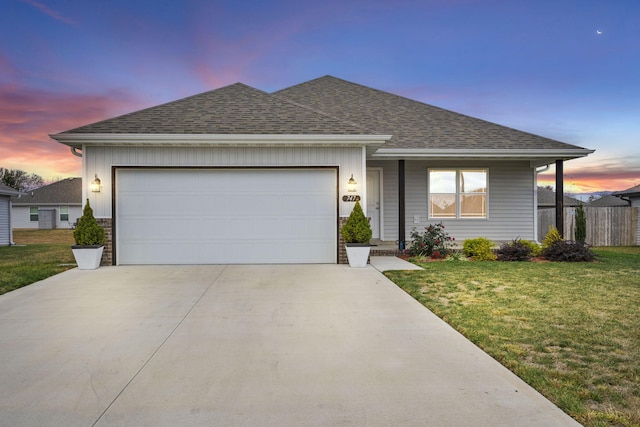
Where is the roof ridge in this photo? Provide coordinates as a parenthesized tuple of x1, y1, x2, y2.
(277, 75, 587, 150)
(62, 83, 257, 134)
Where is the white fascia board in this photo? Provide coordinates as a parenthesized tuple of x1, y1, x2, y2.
(50, 133, 392, 148)
(1, 188, 26, 196)
(372, 148, 595, 161)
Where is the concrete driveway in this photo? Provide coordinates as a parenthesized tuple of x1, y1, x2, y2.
(0, 265, 580, 426)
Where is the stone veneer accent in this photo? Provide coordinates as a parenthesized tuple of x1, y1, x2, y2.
(95, 218, 112, 266)
(338, 217, 348, 264)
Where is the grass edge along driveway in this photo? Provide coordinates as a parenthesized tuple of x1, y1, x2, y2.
(0, 230, 76, 295)
(385, 247, 640, 427)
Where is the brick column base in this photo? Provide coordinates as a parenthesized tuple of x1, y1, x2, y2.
(338, 217, 348, 264)
(96, 218, 113, 266)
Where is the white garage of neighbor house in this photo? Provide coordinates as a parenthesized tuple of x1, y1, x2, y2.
(11, 178, 82, 229)
(50, 76, 594, 266)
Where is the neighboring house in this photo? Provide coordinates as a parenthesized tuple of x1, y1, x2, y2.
(0, 183, 22, 246)
(613, 184, 640, 245)
(50, 76, 593, 265)
(537, 186, 581, 209)
(587, 194, 629, 207)
(11, 178, 82, 229)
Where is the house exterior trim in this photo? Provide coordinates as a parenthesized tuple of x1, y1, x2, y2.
(51, 133, 392, 147)
(372, 148, 594, 164)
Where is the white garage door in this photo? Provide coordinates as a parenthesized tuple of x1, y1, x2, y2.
(116, 168, 337, 264)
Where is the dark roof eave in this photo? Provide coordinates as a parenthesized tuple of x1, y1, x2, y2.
(370, 148, 595, 165)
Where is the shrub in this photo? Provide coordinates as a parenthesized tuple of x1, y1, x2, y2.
(542, 225, 563, 250)
(462, 237, 496, 261)
(542, 240, 596, 262)
(408, 223, 454, 258)
(575, 203, 587, 243)
(496, 239, 533, 261)
(341, 201, 372, 244)
(73, 199, 106, 246)
(444, 250, 469, 262)
(520, 239, 542, 257)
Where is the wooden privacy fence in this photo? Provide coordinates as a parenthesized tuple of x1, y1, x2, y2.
(538, 206, 638, 246)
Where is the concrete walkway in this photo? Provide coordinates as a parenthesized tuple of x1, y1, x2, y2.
(0, 265, 580, 426)
(369, 255, 423, 272)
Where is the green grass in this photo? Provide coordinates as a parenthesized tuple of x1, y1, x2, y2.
(0, 230, 76, 295)
(385, 247, 640, 427)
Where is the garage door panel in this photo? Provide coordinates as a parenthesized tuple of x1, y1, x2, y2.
(116, 169, 337, 264)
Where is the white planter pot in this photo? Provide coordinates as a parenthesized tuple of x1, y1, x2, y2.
(345, 244, 371, 268)
(72, 245, 104, 270)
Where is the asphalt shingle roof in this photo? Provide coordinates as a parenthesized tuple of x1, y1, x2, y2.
(57, 75, 591, 153)
(11, 178, 82, 205)
(537, 187, 581, 207)
(614, 184, 640, 197)
(587, 194, 629, 207)
(63, 83, 372, 135)
(275, 76, 585, 150)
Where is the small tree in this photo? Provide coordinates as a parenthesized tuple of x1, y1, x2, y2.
(341, 201, 372, 244)
(73, 199, 106, 246)
(575, 203, 587, 243)
(542, 225, 562, 251)
(0, 167, 44, 191)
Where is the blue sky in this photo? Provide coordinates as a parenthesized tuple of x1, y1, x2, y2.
(2, 0, 639, 192)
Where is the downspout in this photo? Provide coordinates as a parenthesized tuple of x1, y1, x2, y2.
(615, 195, 632, 206)
(71, 147, 82, 157)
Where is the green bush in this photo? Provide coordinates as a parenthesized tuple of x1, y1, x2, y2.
(575, 203, 587, 243)
(542, 225, 562, 250)
(73, 199, 106, 246)
(341, 201, 372, 244)
(408, 223, 455, 258)
(462, 237, 496, 261)
(520, 239, 542, 257)
(496, 239, 533, 261)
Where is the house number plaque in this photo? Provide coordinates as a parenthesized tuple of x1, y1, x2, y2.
(342, 195, 361, 202)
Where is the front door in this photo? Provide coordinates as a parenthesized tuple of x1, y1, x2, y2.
(366, 169, 381, 239)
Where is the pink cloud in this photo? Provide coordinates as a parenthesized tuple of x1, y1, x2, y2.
(20, 0, 78, 26)
(538, 155, 640, 193)
(0, 83, 143, 179)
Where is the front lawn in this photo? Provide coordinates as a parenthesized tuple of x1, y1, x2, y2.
(385, 247, 640, 427)
(0, 229, 76, 295)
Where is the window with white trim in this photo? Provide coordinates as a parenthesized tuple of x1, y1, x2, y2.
(429, 169, 487, 219)
(30, 206, 38, 222)
(60, 206, 69, 221)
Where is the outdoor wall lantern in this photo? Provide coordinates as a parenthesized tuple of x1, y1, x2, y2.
(90, 174, 101, 193)
(347, 174, 357, 192)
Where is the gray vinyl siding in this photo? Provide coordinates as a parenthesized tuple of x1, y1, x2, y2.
(372, 160, 536, 243)
(10, 205, 81, 229)
(85, 145, 365, 218)
(0, 197, 10, 246)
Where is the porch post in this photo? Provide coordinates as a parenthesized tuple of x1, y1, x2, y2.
(555, 159, 564, 238)
(399, 159, 406, 249)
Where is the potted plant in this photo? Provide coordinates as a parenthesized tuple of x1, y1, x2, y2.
(341, 201, 372, 267)
(72, 199, 106, 270)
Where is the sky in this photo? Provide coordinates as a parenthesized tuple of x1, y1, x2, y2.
(1, 0, 639, 194)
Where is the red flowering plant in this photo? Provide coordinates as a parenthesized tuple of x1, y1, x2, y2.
(408, 223, 455, 259)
